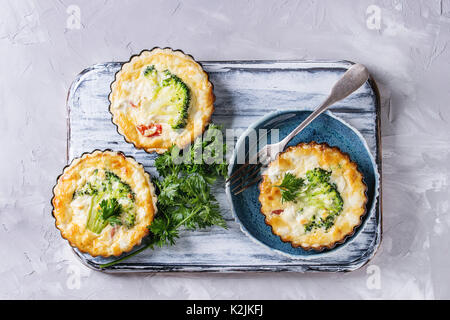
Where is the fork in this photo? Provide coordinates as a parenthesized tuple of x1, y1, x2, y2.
(227, 63, 370, 195)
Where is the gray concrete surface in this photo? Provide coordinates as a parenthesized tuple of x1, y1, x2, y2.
(1, 0, 449, 299)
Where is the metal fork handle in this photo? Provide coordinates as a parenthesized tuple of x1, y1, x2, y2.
(278, 63, 369, 150)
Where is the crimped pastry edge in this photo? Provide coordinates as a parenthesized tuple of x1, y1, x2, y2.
(258, 141, 368, 252)
(51, 150, 158, 258)
(108, 47, 215, 154)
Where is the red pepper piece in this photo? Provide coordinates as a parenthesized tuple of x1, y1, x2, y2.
(271, 209, 284, 215)
(136, 123, 162, 137)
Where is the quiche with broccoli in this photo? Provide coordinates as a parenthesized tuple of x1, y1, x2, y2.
(258, 142, 367, 250)
(52, 151, 157, 257)
(109, 48, 214, 154)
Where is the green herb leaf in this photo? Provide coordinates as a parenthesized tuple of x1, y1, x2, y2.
(100, 124, 228, 269)
(273, 173, 304, 202)
(99, 198, 122, 220)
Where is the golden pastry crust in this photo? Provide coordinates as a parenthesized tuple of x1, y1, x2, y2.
(51, 150, 157, 257)
(109, 48, 215, 154)
(258, 142, 367, 251)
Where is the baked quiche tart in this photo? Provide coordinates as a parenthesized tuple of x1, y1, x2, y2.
(52, 150, 157, 257)
(258, 142, 367, 250)
(109, 48, 214, 154)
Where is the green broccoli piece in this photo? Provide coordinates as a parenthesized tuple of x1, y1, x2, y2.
(105, 170, 135, 201)
(143, 65, 160, 100)
(304, 215, 319, 233)
(73, 169, 137, 234)
(86, 198, 123, 233)
(302, 169, 343, 232)
(160, 70, 190, 129)
(84, 195, 123, 234)
(143, 65, 157, 82)
(142, 66, 191, 129)
(273, 168, 344, 233)
(73, 182, 98, 199)
(306, 168, 331, 184)
(124, 212, 136, 228)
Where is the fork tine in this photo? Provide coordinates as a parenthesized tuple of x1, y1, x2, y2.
(231, 165, 262, 193)
(226, 150, 260, 183)
(226, 163, 261, 184)
(231, 129, 270, 175)
(226, 162, 251, 183)
(233, 176, 263, 195)
(229, 163, 262, 185)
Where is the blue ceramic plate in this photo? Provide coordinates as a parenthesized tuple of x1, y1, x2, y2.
(226, 110, 379, 258)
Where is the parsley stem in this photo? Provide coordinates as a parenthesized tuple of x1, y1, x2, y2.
(99, 243, 152, 268)
(99, 208, 201, 268)
(175, 208, 199, 228)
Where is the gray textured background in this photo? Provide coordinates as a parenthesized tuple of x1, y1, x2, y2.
(0, 0, 449, 299)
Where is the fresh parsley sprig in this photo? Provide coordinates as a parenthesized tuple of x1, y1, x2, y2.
(273, 173, 304, 202)
(100, 198, 122, 226)
(100, 124, 228, 268)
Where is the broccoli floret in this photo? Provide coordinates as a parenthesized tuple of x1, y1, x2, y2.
(273, 168, 344, 233)
(86, 198, 123, 233)
(143, 65, 157, 81)
(141, 66, 191, 129)
(73, 182, 98, 199)
(306, 168, 331, 184)
(124, 212, 136, 228)
(143, 65, 160, 100)
(73, 169, 137, 234)
(302, 169, 343, 232)
(104, 170, 135, 200)
(160, 70, 190, 129)
(304, 215, 319, 233)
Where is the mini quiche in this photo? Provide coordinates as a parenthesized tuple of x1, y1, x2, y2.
(52, 150, 157, 257)
(258, 142, 367, 250)
(109, 48, 214, 154)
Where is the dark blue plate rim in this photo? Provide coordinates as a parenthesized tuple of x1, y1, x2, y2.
(225, 110, 380, 260)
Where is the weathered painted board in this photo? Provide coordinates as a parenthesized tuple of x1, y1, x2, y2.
(67, 60, 381, 272)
